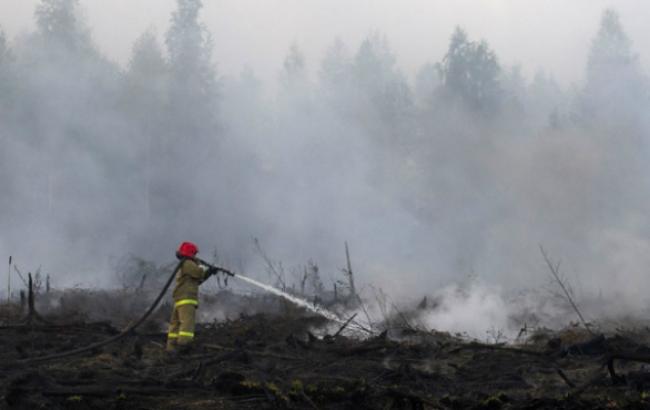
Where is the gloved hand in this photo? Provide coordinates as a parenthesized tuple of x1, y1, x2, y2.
(206, 266, 220, 277)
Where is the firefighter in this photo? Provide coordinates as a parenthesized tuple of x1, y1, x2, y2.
(166, 241, 215, 353)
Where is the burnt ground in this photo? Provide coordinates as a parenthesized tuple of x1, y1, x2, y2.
(2, 292, 650, 409)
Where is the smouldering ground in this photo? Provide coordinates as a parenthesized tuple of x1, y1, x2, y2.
(2, 293, 650, 409)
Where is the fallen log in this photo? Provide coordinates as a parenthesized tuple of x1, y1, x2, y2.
(606, 352, 650, 384)
(448, 342, 549, 358)
(165, 349, 247, 381)
(204, 343, 299, 361)
(560, 334, 606, 357)
(382, 386, 443, 408)
(40, 385, 207, 397)
(339, 343, 391, 356)
(570, 366, 608, 397)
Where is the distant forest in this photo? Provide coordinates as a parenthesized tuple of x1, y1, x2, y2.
(1, 1, 648, 293)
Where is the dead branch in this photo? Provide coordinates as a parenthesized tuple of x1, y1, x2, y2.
(539, 245, 594, 336)
(556, 368, 576, 388)
(13, 265, 27, 287)
(356, 294, 375, 330)
(300, 390, 321, 410)
(391, 303, 416, 331)
(371, 286, 391, 326)
(252, 237, 287, 290)
(333, 313, 358, 338)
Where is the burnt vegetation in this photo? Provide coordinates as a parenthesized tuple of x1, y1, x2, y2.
(0, 247, 650, 409)
(2, 255, 650, 409)
(3, 0, 650, 409)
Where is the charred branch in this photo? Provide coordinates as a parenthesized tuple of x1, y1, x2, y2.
(539, 246, 594, 336)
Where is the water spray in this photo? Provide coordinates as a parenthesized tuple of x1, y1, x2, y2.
(196, 257, 371, 334)
(234, 274, 370, 334)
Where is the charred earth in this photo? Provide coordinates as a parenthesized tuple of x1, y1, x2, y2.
(2, 289, 650, 410)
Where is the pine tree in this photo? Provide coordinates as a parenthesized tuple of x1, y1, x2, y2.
(281, 43, 306, 89)
(529, 70, 565, 129)
(318, 38, 354, 111)
(0, 28, 13, 100)
(438, 27, 502, 114)
(165, 0, 218, 145)
(414, 63, 440, 108)
(123, 30, 169, 220)
(18, 0, 120, 219)
(352, 33, 412, 129)
(319, 38, 351, 89)
(581, 9, 647, 127)
(587, 9, 635, 80)
(124, 30, 168, 124)
(34, 0, 91, 53)
(158, 0, 219, 228)
(280, 43, 311, 106)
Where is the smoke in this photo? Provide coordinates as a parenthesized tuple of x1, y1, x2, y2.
(2, 1, 650, 336)
(419, 283, 512, 340)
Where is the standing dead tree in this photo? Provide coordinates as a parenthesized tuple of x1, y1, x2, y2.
(340, 242, 357, 302)
(306, 260, 324, 297)
(136, 274, 147, 293)
(300, 268, 308, 295)
(32, 266, 43, 295)
(22, 272, 49, 325)
(539, 245, 594, 336)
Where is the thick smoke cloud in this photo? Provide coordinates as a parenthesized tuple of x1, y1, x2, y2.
(1, 1, 650, 337)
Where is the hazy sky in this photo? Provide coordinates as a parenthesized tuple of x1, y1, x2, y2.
(1, 1, 649, 87)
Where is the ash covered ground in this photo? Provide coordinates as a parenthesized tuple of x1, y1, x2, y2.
(3, 283, 650, 410)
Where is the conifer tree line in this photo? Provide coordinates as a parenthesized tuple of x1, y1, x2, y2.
(0, 1, 648, 289)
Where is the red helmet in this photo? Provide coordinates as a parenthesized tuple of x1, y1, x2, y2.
(176, 241, 199, 258)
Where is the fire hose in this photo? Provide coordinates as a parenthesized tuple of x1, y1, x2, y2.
(12, 259, 185, 365)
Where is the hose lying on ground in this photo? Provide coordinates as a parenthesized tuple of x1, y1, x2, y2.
(12, 260, 183, 365)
